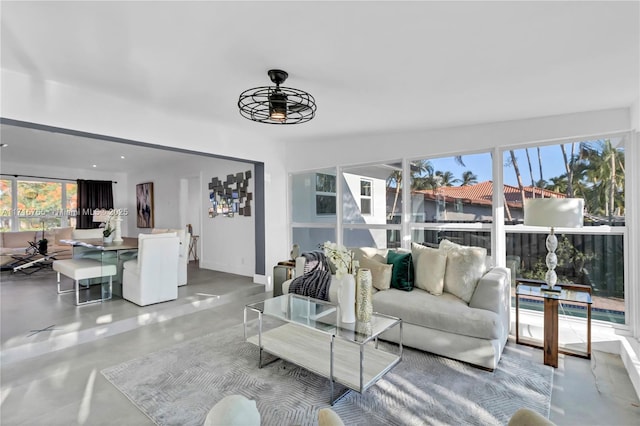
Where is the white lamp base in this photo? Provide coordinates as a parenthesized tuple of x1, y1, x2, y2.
(113, 218, 123, 243)
(544, 228, 560, 290)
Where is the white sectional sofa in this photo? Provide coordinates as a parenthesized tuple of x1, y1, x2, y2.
(353, 241, 511, 370)
(283, 240, 510, 371)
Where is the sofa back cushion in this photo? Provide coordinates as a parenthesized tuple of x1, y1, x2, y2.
(439, 239, 487, 303)
(411, 243, 447, 295)
(46, 227, 73, 244)
(351, 247, 387, 264)
(1, 231, 34, 248)
(386, 250, 414, 291)
(72, 228, 104, 239)
(358, 256, 393, 291)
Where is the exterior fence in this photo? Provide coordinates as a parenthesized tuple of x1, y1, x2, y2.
(419, 229, 624, 300)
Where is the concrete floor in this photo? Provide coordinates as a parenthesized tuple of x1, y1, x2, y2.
(1, 264, 639, 425)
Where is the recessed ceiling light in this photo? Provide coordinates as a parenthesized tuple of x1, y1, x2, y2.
(121, 155, 125, 159)
(92, 164, 97, 168)
(0, 143, 8, 148)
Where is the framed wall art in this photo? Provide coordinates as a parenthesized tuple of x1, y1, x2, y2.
(136, 182, 154, 228)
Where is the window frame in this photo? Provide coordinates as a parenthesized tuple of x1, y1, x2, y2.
(359, 178, 372, 216)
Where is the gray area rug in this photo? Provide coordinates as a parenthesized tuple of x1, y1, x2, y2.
(102, 325, 553, 426)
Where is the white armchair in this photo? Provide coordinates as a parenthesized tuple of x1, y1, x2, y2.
(152, 228, 190, 286)
(282, 256, 356, 323)
(122, 233, 180, 306)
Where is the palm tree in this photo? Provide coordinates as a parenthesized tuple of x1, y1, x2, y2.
(537, 147, 544, 183)
(578, 140, 625, 220)
(525, 148, 535, 187)
(434, 170, 460, 187)
(545, 175, 568, 194)
(508, 150, 526, 206)
(387, 160, 433, 220)
(460, 171, 478, 186)
(559, 142, 579, 198)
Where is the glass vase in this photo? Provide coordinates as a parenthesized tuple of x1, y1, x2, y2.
(356, 268, 373, 322)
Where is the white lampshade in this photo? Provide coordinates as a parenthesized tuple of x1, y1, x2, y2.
(524, 198, 584, 228)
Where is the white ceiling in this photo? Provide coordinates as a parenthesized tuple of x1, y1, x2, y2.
(1, 1, 638, 170)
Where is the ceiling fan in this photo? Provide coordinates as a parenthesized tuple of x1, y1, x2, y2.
(238, 69, 317, 124)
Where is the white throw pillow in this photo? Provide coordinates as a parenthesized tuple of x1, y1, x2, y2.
(439, 239, 487, 303)
(358, 256, 393, 291)
(411, 243, 447, 295)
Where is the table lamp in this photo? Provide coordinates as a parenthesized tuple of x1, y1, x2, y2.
(524, 198, 584, 290)
(111, 209, 124, 243)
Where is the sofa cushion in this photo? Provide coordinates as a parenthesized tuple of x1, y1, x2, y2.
(372, 288, 501, 340)
(351, 247, 388, 264)
(49, 227, 73, 244)
(386, 250, 413, 291)
(411, 243, 447, 295)
(72, 228, 103, 239)
(439, 239, 487, 303)
(359, 256, 392, 291)
(1, 231, 34, 248)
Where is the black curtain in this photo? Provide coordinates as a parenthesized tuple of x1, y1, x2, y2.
(77, 179, 114, 229)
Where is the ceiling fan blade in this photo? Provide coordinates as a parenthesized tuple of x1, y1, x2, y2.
(288, 104, 311, 113)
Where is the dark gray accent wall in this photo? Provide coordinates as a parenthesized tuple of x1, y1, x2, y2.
(254, 162, 265, 275)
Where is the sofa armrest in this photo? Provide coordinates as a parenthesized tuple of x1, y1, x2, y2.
(469, 266, 511, 314)
(469, 266, 511, 341)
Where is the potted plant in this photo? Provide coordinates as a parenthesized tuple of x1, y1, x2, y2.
(103, 222, 115, 243)
(37, 237, 48, 254)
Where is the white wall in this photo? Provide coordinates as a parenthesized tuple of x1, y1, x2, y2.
(125, 154, 255, 277)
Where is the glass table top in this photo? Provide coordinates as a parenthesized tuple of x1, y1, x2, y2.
(246, 293, 400, 344)
(516, 284, 592, 304)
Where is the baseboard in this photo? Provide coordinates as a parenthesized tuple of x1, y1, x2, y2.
(253, 274, 269, 289)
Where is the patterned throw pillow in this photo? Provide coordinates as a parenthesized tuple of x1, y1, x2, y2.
(386, 250, 414, 291)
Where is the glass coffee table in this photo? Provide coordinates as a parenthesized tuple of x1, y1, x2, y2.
(244, 293, 403, 405)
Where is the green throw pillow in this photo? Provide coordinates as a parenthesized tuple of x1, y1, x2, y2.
(386, 251, 414, 291)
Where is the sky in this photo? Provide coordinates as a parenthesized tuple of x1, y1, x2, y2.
(424, 138, 623, 187)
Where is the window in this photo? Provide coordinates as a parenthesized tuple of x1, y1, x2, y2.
(0, 179, 12, 231)
(410, 152, 493, 251)
(288, 134, 629, 327)
(504, 138, 626, 324)
(341, 162, 402, 249)
(315, 173, 336, 215)
(360, 179, 372, 215)
(0, 176, 77, 231)
(290, 169, 337, 252)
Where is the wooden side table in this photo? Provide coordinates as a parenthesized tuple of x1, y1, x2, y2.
(515, 279, 592, 368)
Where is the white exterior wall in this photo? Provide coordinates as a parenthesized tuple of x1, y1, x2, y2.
(342, 172, 387, 248)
